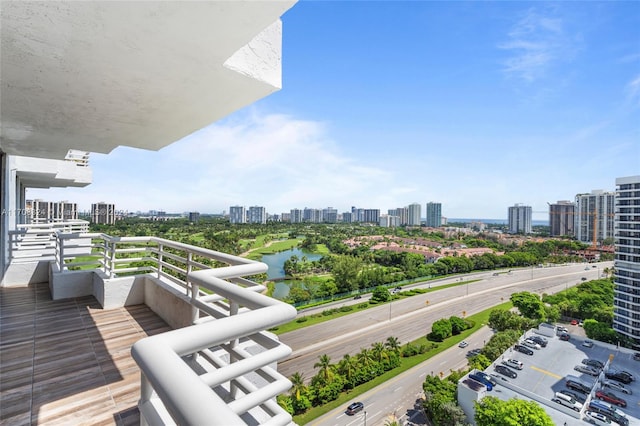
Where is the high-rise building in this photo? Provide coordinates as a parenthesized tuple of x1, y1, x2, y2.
(575, 190, 616, 244)
(342, 212, 353, 223)
(351, 207, 365, 223)
(229, 206, 246, 224)
(323, 207, 338, 223)
(188, 212, 200, 223)
(290, 209, 303, 223)
(408, 203, 421, 226)
(508, 204, 532, 234)
(613, 175, 640, 344)
(26, 199, 78, 223)
(426, 202, 442, 228)
(379, 214, 400, 228)
(248, 206, 267, 224)
(549, 201, 575, 237)
(91, 202, 115, 225)
(363, 209, 380, 224)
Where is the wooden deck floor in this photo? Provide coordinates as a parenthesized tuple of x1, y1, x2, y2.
(0, 283, 171, 425)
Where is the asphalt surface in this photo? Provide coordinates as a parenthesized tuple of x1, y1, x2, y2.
(278, 262, 610, 382)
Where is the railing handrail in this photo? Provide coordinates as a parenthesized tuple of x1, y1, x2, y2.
(53, 231, 295, 425)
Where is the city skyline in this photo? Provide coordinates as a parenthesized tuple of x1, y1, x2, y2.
(27, 2, 640, 219)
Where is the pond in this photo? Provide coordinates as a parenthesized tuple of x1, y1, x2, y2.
(260, 247, 322, 299)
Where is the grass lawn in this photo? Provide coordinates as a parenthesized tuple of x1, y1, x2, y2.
(292, 300, 513, 424)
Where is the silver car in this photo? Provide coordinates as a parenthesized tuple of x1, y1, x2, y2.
(603, 380, 632, 395)
(574, 364, 599, 376)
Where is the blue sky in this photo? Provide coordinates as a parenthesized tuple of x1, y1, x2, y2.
(30, 1, 640, 220)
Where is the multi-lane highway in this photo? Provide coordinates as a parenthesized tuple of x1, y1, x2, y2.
(278, 262, 610, 382)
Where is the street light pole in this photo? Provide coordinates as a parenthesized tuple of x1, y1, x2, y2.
(364, 411, 367, 426)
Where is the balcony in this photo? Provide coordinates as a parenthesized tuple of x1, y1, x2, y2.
(1, 227, 297, 425)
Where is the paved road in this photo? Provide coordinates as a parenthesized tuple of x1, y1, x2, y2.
(308, 326, 497, 426)
(278, 262, 610, 381)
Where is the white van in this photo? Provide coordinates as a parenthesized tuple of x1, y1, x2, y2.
(552, 392, 583, 412)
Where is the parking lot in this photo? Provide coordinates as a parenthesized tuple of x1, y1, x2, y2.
(484, 329, 640, 425)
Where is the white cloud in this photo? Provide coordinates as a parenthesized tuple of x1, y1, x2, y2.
(499, 7, 575, 83)
(627, 74, 640, 105)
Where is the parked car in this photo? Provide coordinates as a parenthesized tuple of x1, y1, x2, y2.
(559, 389, 585, 403)
(458, 341, 469, 348)
(552, 392, 583, 412)
(514, 344, 534, 355)
(633, 352, 640, 361)
(566, 380, 591, 394)
(575, 364, 600, 376)
(494, 364, 517, 379)
(522, 339, 541, 350)
(474, 371, 497, 386)
(589, 400, 629, 426)
(605, 371, 633, 384)
(345, 402, 364, 415)
(557, 325, 569, 333)
(571, 319, 579, 325)
(618, 370, 634, 381)
(583, 339, 595, 348)
(583, 358, 605, 369)
(584, 410, 616, 426)
(559, 332, 570, 341)
(602, 380, 632, 395)
(502, 358, 524, 370)
(596, 390, 627, 407)
(529, 335, 547, 347)
(469, 373, 494, 391)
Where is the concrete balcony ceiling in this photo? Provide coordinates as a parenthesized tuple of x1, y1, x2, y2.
(0, 1, 296, 160)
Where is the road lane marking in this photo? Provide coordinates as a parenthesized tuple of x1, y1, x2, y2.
(394, 386, 403, 393)
(530, 365, 562, 379)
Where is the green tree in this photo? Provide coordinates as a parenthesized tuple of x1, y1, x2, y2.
(385, 336, 401, 355)
(313, 354, 334, 384)
(371, 285, 391, 303)
(475, 396, 554, 426)
(331, 255, 363, 292)
(449, 315, 467, 335)
(429, 318, 452, 342)
(510, 291, 546, 320)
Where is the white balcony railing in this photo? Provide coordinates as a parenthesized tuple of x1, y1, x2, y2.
(8, 220, 89, 261)
(54, 232, 297, 425)
(64, 149, 90, 166)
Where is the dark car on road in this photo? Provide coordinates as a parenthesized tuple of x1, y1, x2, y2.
(494, 365, 517, 379)
(514, 344, 534, 355)
(345, 402, 364, 415)
(595, 390, 627, 407)
(566, 380, 591, 394)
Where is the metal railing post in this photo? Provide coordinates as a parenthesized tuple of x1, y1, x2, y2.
(157, 243, 163, 279)
(229, 300, 240, 399)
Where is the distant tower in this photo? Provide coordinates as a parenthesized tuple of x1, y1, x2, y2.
(188, 212, 200, 223)
(426, 202, 442, 227)
(248, 206, 267, 224)
(91, 202, 115, 225)
(229, 206, 246, 224)
(407, 203, 422, 226)
(549, 201, 574, 237)
(508, 204, 532, 234)
(574, 190, 615, 244)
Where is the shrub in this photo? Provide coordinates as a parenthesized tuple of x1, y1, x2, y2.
(339, 305, 353, 312)
(296, 316, 308, 323)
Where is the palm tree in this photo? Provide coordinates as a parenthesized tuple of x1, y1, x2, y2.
(357, 348, 373, 369)
(289, 372, 306, 401)
(337, 354, 356, 383)
(371, 342, 389, 363)
(385, 336, 401, 354)
(313, 354, 333, 383)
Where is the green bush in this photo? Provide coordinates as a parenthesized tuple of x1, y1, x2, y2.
(296, 316, 308, 323)
(356, 302, 369, 309)
(339, 305, 353, 312)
